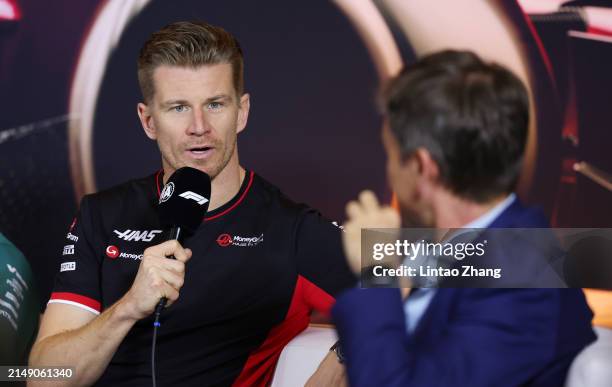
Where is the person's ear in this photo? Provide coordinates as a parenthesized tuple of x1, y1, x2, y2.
(409, 148, 441, 199)
(137, 102, 157, 140)
(412, 148, 440, 181)
(236, 93, 250, 134)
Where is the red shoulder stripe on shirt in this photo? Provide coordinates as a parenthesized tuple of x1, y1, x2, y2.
(231, 275, 335, 387)
(48, 292, 101, 313)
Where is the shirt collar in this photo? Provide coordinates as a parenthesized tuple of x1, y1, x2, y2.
(462, 193, 516, 229)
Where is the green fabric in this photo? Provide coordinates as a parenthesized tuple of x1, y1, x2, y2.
(0, 233, 39, 365)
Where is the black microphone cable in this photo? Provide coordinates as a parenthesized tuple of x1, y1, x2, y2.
(151, 226, 181, 387)
(152, 312, 161, 387)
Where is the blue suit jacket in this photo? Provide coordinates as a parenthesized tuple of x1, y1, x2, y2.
(332, 200, 596, 387)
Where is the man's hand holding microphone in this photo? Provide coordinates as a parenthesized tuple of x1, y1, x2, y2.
(120, 240, 192, 320)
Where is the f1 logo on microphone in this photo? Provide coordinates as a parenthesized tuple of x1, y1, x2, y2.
(179, 191, 209, 205)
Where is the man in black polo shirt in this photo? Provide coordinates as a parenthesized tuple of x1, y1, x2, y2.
(29, 21, 355, 386)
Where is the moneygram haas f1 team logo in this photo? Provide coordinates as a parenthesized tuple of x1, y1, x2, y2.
(216, 234, 233, 247)
(216, 233, 264, 247)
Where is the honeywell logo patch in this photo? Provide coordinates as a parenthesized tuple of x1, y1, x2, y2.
(216, 233, 264, 247)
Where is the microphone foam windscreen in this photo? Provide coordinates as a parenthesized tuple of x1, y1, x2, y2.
(158, 167, 211, 233)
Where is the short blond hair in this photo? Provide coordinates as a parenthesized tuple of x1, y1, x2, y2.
(137, 21, 244, 102)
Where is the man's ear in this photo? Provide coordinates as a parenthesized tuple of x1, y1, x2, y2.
(412, 148, 440, 182)
(137, 102, 157, 140)
(401, 148, 440, 199)
(236, 93, 250, 134)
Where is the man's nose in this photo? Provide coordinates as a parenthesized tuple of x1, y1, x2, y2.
(188, 109, 212, 135)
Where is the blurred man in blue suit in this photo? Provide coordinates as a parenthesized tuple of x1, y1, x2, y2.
(333, 50, 596, 387)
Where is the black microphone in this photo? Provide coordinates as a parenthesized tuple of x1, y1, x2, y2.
(154, 167, 211, 317)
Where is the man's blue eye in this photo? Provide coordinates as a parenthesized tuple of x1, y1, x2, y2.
(173, 105, 187, 112)
(209, 102, 222, 109)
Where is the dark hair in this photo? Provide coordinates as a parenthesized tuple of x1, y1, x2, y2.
(138, 21, 244, 102)
(382, 50, 529, 203)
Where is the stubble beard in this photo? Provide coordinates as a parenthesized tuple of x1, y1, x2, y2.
(183, 134, 237, 181)
(160, 135, 236, 181)
(206, 136, 236, 180)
